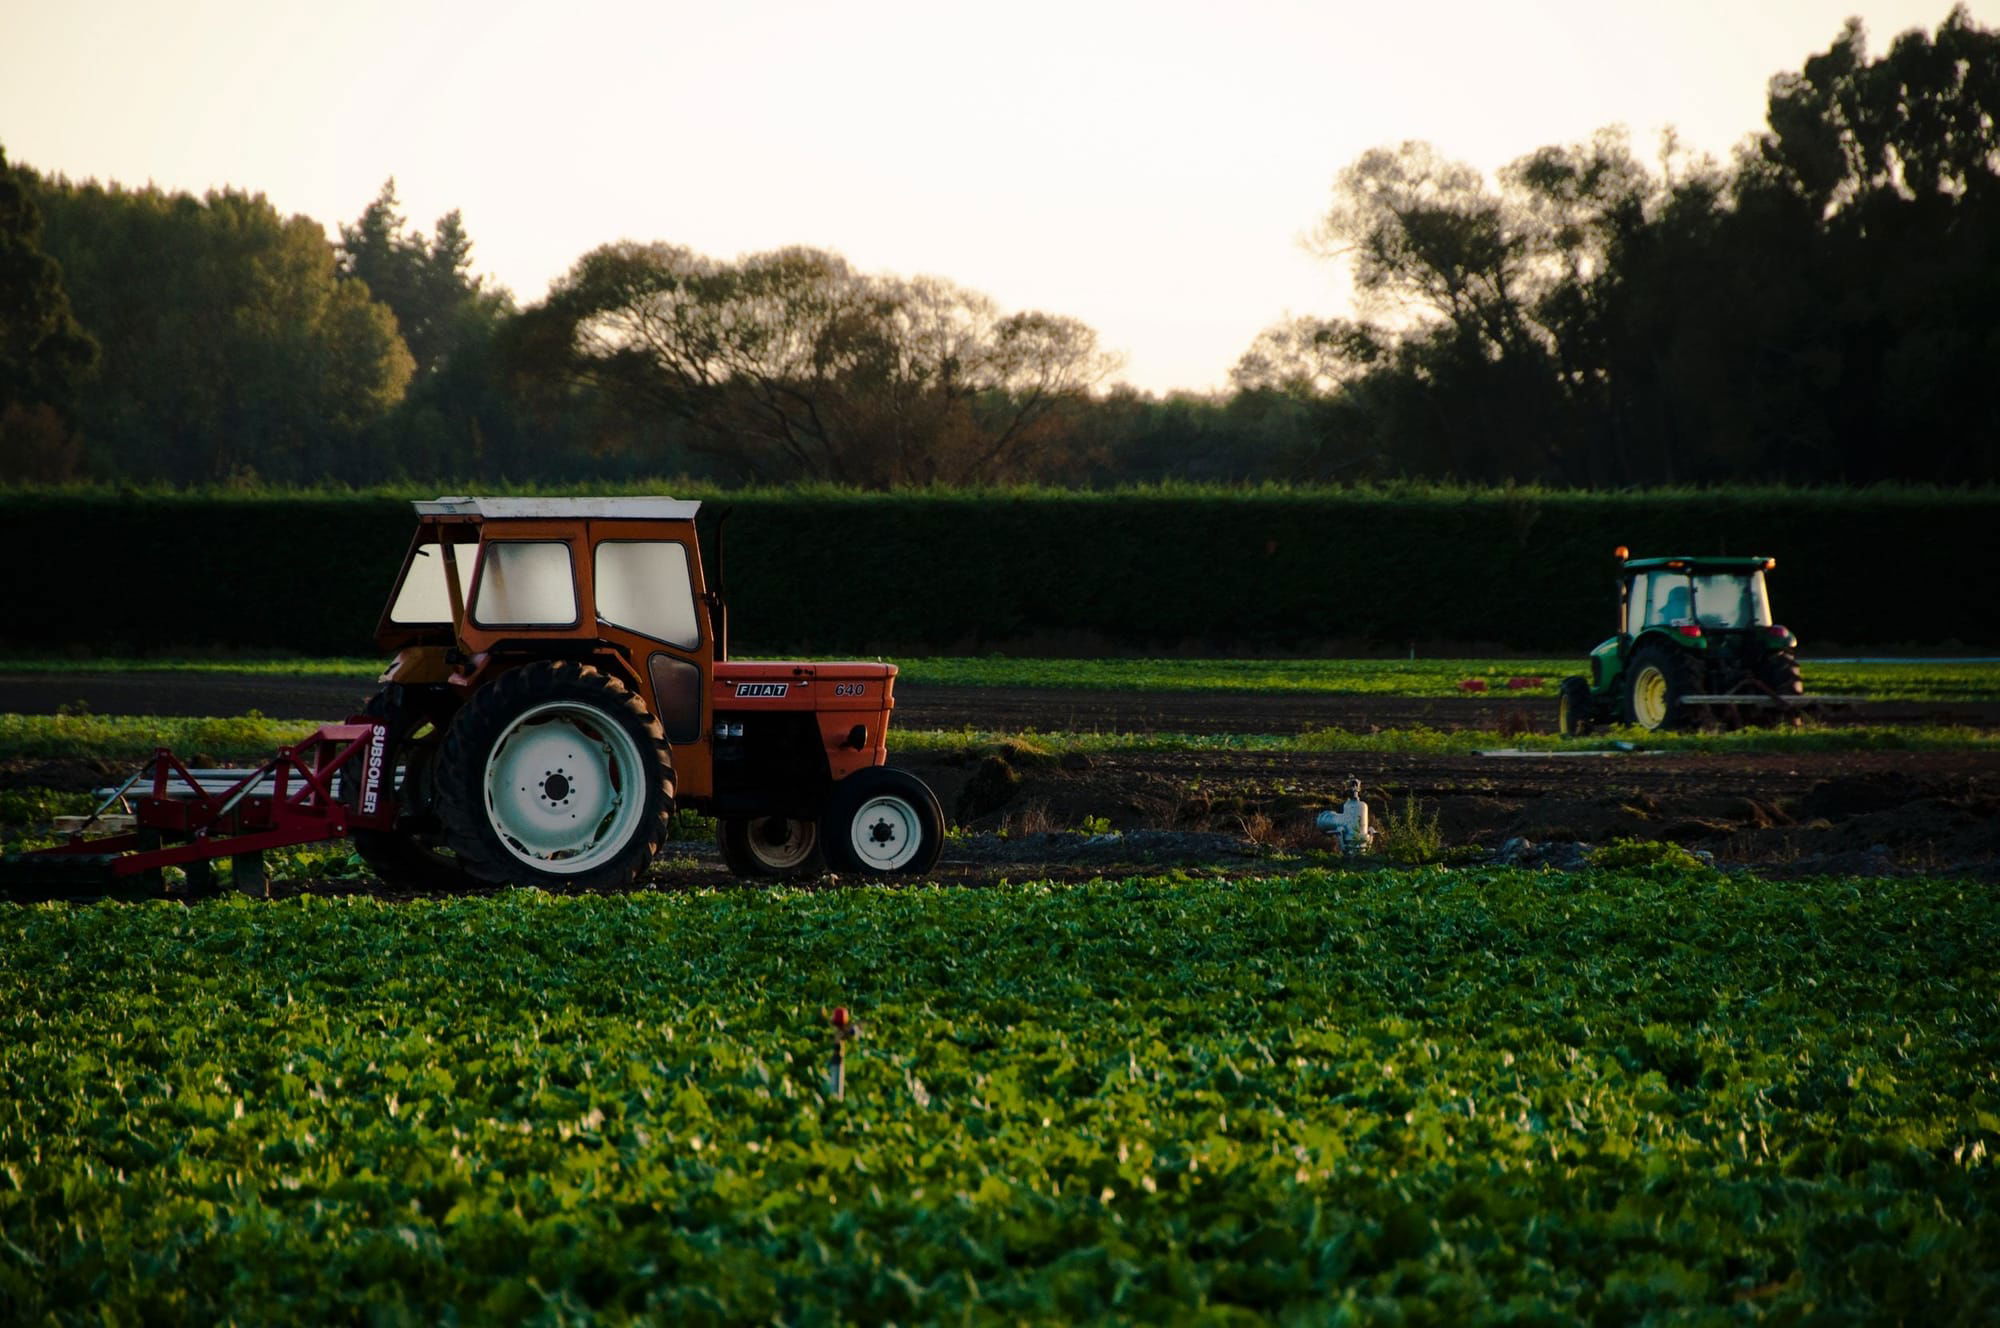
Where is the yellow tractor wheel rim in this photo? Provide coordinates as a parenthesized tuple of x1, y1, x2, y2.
(1633, 666, 1669, 728)
(1558, 692, 1576, 733)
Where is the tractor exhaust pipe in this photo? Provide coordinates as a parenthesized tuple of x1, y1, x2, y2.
(708, 508, 731, 663)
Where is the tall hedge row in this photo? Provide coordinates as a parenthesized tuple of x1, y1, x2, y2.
(1, 490, 1991, 655)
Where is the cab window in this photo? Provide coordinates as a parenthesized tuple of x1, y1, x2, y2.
(388, 542, 478, 624)
(1629, 571, 1694, 631)
(1690, 573, 1772, 629)
(594, 541, 701, 648)
(471, 542, 578, 626)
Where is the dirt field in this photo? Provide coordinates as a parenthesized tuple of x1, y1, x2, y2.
(891, 745, 2000, 881)
(3, 673, 1995, 887)
(4, 671, 1997, 733)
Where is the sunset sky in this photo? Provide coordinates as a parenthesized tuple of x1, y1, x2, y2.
(3, 0, 1983, 392)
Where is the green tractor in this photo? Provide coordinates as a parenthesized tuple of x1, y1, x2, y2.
(1557, 548, 1814, 735)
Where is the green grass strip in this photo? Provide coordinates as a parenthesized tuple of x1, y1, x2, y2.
(892, 725, 1998, 757)
(896, 656, 2000, 700)
(0, 713, 324, 762)
(2, 655, 1996, 700)
(0, 656, 384, 678)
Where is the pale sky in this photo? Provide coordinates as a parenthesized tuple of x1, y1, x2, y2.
(2, 0, 1987, 392)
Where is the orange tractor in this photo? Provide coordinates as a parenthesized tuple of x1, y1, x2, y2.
(5, 497, 943, 897)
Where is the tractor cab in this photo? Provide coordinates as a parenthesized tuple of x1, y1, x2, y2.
(1622, 556, 1776, 636)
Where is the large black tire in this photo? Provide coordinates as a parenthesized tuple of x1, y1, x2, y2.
(1756, 650, 1806, 728)
(1621, 642, 1701, 732)
(821, 767, 944, 877)
(1556, 676, 1595, 738)
(349, 685, 480, 891)
(1759, 650, 1804, 695)
(717, 816, 827, 877)
(434, 661, 674, 890)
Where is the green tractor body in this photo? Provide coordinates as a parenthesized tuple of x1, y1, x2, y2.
(1558, 553, 1806, 734)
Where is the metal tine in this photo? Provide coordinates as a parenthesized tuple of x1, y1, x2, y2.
(213, 751, 295, 822)
(79, 761, 154, 833)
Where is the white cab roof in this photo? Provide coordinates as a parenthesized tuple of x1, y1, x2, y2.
(413, 496, 702, 520)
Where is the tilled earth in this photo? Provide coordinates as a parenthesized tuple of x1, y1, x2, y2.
(2, 674, 1996, 888)
(5, 672, 1997, 734)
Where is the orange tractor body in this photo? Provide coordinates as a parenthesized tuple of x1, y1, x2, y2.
(361, 497, 943, 886)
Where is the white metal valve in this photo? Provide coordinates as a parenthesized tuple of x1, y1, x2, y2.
(1316, 777, 1373, 853)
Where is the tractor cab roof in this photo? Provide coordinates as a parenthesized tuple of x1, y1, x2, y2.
(412, 496, 702, 522)
(1622, 555, 1774, 575)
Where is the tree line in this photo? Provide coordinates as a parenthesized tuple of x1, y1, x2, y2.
(2, 7, 1994, 490)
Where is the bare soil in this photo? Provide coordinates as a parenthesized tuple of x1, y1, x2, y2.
(4, 673, 1996, 733)
(3, 674, 1995, 891)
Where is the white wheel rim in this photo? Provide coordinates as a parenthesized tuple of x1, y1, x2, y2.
(848, 794, 922, 871)
(484, 701, 647, 874)
(1634, 666, 1668, 729)
(747, 818, 818, 872)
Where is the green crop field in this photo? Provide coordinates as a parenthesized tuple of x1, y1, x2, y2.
(2, 872, 1994, 1322)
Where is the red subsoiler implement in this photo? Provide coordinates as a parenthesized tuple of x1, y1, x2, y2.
(1, 722, 392, 901)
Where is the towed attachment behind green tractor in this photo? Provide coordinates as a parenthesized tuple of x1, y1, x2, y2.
(1557, 548, 1852, 735)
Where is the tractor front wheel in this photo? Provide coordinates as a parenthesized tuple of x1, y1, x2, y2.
(435, 661, 674, 890)
(822, 768, 943, 877)
(718, 816, 826, 877)
(1556, 676, 1595, 738)
(1622, 644, 1700, 732)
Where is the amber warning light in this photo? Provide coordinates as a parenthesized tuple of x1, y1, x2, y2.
(1613, 545, 1629, 561)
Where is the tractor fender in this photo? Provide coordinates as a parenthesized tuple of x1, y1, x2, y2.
(454, 640, 648, 699)
(1587, 637, 1625, 696)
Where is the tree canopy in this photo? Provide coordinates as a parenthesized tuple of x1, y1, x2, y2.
(511, 242, 1118, 487)
(4, 7, 1995, 490)
(32, 178, 412, 483)
(0, 145, 97, 480)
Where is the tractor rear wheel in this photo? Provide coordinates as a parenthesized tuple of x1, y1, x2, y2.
(1757, 650, 1806, 728)
(349, 685, 478, 891)
(1622, 643, 1700, 731)
(718, 816, 826, 877)
(1556, 676, 1594, 737)
(822, 767, 943, 877)
(435, 661, 674, 890)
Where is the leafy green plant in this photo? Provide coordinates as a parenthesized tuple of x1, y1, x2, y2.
(1588, 837, 1712, 872)
(665, 807, 719, 842)
(1078, 814, 1112, 836)
(1375, 794, 1443, 862)
(0, 787, 93, 827)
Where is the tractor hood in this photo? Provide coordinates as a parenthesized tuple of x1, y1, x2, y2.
(712, 661, 898, 711)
